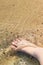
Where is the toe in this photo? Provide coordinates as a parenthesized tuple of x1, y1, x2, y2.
(12, 42, 17, 47)
(16, 38, 20, 42)
(11, 45, 17, 50)
(12, 38, 21, 47)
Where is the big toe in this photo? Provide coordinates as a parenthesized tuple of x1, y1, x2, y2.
(12, 38, 20, 46)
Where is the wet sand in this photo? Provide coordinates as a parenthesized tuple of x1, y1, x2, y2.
(0, 0, 43, 65)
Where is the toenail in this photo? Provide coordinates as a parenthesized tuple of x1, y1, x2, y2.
(12, 42, 14, 44)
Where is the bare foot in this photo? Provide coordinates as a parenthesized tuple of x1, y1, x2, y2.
(11, 38, 38, 56)
(11, 38, 43, 65)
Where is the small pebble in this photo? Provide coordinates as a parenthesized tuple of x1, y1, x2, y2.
(37, 29, 39, 31)
(41, 23, 43, 24)
(1, 48, 3, 51)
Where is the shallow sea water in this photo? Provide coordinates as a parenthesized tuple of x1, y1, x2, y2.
(0, 0, 43, 65)
(0, 51, 40, 65)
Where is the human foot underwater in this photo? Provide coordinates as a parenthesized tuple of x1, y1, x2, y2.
(11, 38, 43, 65)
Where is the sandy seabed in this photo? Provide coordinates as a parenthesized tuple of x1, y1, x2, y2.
(0, 0, 43, 65)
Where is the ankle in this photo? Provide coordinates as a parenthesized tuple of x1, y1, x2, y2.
(34, 48, 43, 62)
